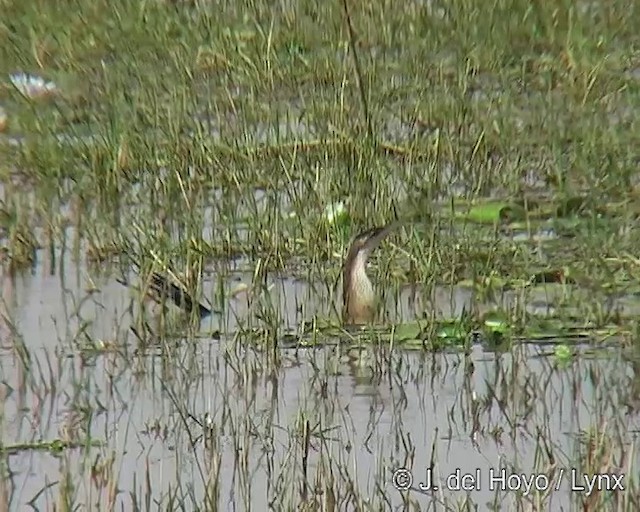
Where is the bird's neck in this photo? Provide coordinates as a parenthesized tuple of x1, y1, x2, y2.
(350, 251, 374, 301)
(343, 250, 377, 324)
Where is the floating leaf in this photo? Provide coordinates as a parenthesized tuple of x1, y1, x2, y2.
(483, 314, 511, 335)
(436, 321, 470, 343)
(479, 311, 512, 348)
(554, 344, 573, 366)
(391, 322, 424, 341)
(459, 201, 526, 224)
(517, 316, 597, 343)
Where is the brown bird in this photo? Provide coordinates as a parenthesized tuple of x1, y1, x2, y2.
(118, 259, 212, 320)
(342, 222, 401, 325)
(145, 271, 212, 318)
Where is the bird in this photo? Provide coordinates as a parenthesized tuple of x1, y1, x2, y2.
(342, 222, 402, 325)
(120, 221, 400, 328)
(145, 271, 212, 318)
(118, 260, 212, 320)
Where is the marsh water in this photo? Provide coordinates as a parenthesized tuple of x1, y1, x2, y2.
(3, 0, 640, 510)
(1, 237, 638, 511)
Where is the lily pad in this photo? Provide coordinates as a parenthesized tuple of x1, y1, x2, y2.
(457, 201, 527, 224)
(391, 321, 424, 341)
(436, 321, 470, 342)
(482, 313, 511, 335)
(554, 344, 572, 363)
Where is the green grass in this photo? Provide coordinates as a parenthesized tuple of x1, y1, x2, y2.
(1, 0, 640, 510)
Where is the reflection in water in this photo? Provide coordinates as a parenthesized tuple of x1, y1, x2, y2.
(0, 246, 638, 510)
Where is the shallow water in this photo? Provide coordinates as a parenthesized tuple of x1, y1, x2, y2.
(1, 242, 638, 511)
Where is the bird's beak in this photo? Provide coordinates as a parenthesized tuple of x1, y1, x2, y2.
(361, 221, 403, 253)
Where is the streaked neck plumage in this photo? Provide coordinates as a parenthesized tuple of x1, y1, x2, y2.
(342, 223, 400, 325)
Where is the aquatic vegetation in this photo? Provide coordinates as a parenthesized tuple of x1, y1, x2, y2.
(1, 0, 639, 510)
(323, 200, 349, 226)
